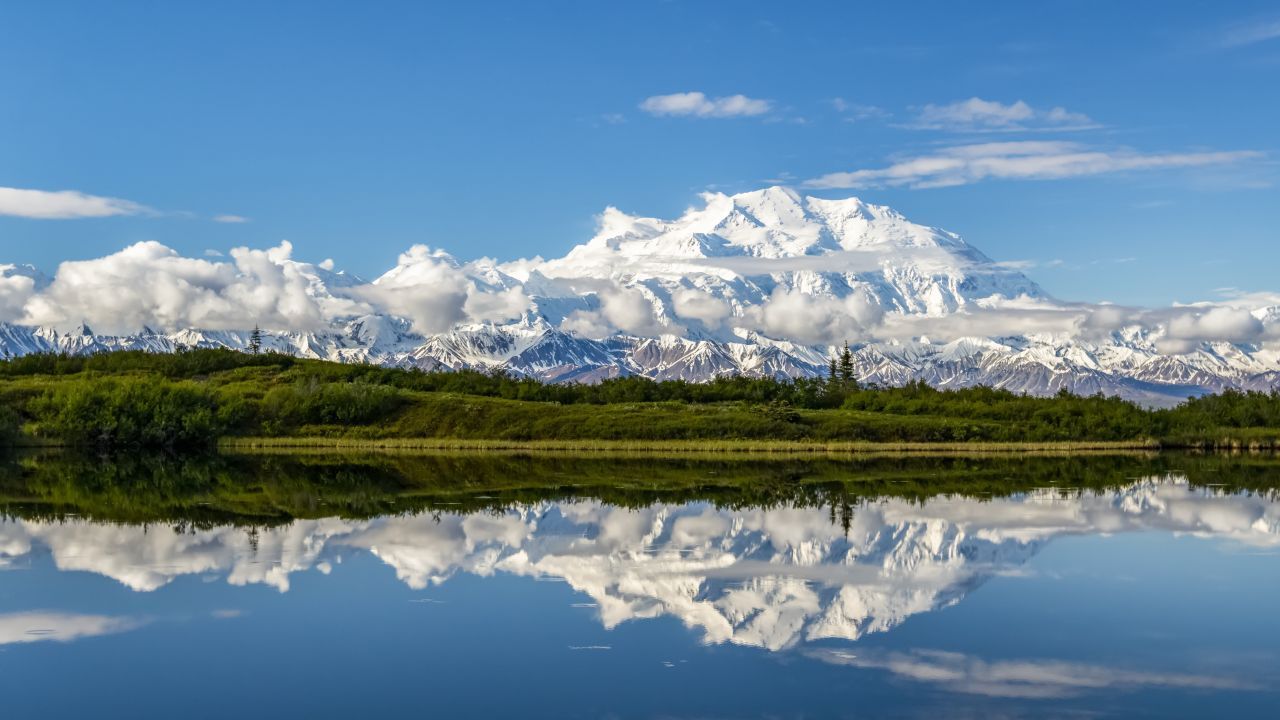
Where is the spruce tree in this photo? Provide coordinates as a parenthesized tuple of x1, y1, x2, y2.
(248, 325, 262, 355)
(838, 341, 854, 385)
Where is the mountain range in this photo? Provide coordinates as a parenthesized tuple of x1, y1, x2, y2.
(2, 186, 1277, 406)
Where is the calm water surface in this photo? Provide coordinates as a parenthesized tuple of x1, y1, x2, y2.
(0, 454, 1277, 718)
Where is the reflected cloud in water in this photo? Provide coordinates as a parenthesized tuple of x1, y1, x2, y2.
(0, 612, 144, 646)
(808, 647, 1259, 699)
(2, 477, 1278, 654)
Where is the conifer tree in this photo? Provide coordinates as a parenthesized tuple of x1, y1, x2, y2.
(838, 341, 855, 386)
(248, 326, 262, 355)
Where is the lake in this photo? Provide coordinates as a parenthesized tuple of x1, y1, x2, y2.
(0, 452, 1277, 718)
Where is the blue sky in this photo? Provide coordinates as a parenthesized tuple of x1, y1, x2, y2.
(0, 0, 1276, 306)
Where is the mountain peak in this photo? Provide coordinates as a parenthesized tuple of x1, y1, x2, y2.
(1, 187, 1271, 405)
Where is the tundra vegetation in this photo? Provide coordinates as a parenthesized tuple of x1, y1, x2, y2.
(0, 348, 1276, 450)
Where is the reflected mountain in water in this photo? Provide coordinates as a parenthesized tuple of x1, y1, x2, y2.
(3, 477, 1277, 652)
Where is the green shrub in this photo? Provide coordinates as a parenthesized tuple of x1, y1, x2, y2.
(262, 379, 405, 427)
(0, 404, 20, 446)
(29, 377, 224, 449)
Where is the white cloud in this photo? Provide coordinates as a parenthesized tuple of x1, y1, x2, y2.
(351, 245, 532, 334)
(213, 214, 250, 223)
(0, 266, 37, 323)
(640, 92, 771, 118)
(847, 297, 1278, 350)
(20, 241, 358, 334)
(910, 97, 1096, 132)
(803, 141, 1263, 190)
(351, 246, 470, 334)
(672, 288, 731, 327)
(1, 230, 1275, 353)
(744, 288, 885, 345)
(559, 309, 614, 340)
(561, 285, 680, 339)
(464, 286, 532, 324)
(1, 240, 532, 337)
(1157, 305, 1266, 354)
(0, 186, 150, 219)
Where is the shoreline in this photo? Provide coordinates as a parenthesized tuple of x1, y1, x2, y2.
(218, 436, 1169, 457)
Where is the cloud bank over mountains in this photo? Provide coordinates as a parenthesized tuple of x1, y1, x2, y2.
(0, 187, 1274, 350)
(0, 187, 1277, 404)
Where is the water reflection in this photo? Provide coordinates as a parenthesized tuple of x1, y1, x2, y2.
(808, 647, 1260, 699)
(4, 477, 1277, 652)
(0, 612, 144, 646)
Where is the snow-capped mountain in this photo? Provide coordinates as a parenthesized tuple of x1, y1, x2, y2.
(1, 187, 1277, 405)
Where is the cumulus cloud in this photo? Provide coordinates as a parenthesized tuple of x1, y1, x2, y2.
(910, 97, 1097, 132)
(745, 288, 885, 345)
(640, 92, 771, 118)
(350, 245, 531, 334)
(1157, 305, 1267, 354)
(464, 286, 532, 324)
(350, 247, 470, 334)
(0, 186, 150, 219)
(824, 296, 1278, 351)
(803, 141, 1263, 190)
(0, 240, 531, 337)
(561, 285, 679, 339)
(0, 267, 37, 323)
(21, 241, 353, 334)
(558, 309, 613, 340)
(1, 232, 1275, 354)
(672, 288, 731, 327)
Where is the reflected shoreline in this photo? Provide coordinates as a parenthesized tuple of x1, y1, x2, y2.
(3, 470, 1279, 649)
(3, 454, 1277, 710)
(1, 450, 1278, 526)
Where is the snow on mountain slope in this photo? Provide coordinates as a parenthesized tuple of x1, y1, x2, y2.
(0, 187, 1276, 404)
(539, 186, 1045, 323)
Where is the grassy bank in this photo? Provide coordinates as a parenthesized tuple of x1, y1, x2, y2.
(0, 348, 1278, 450)
(220, 436, 1163, 456)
